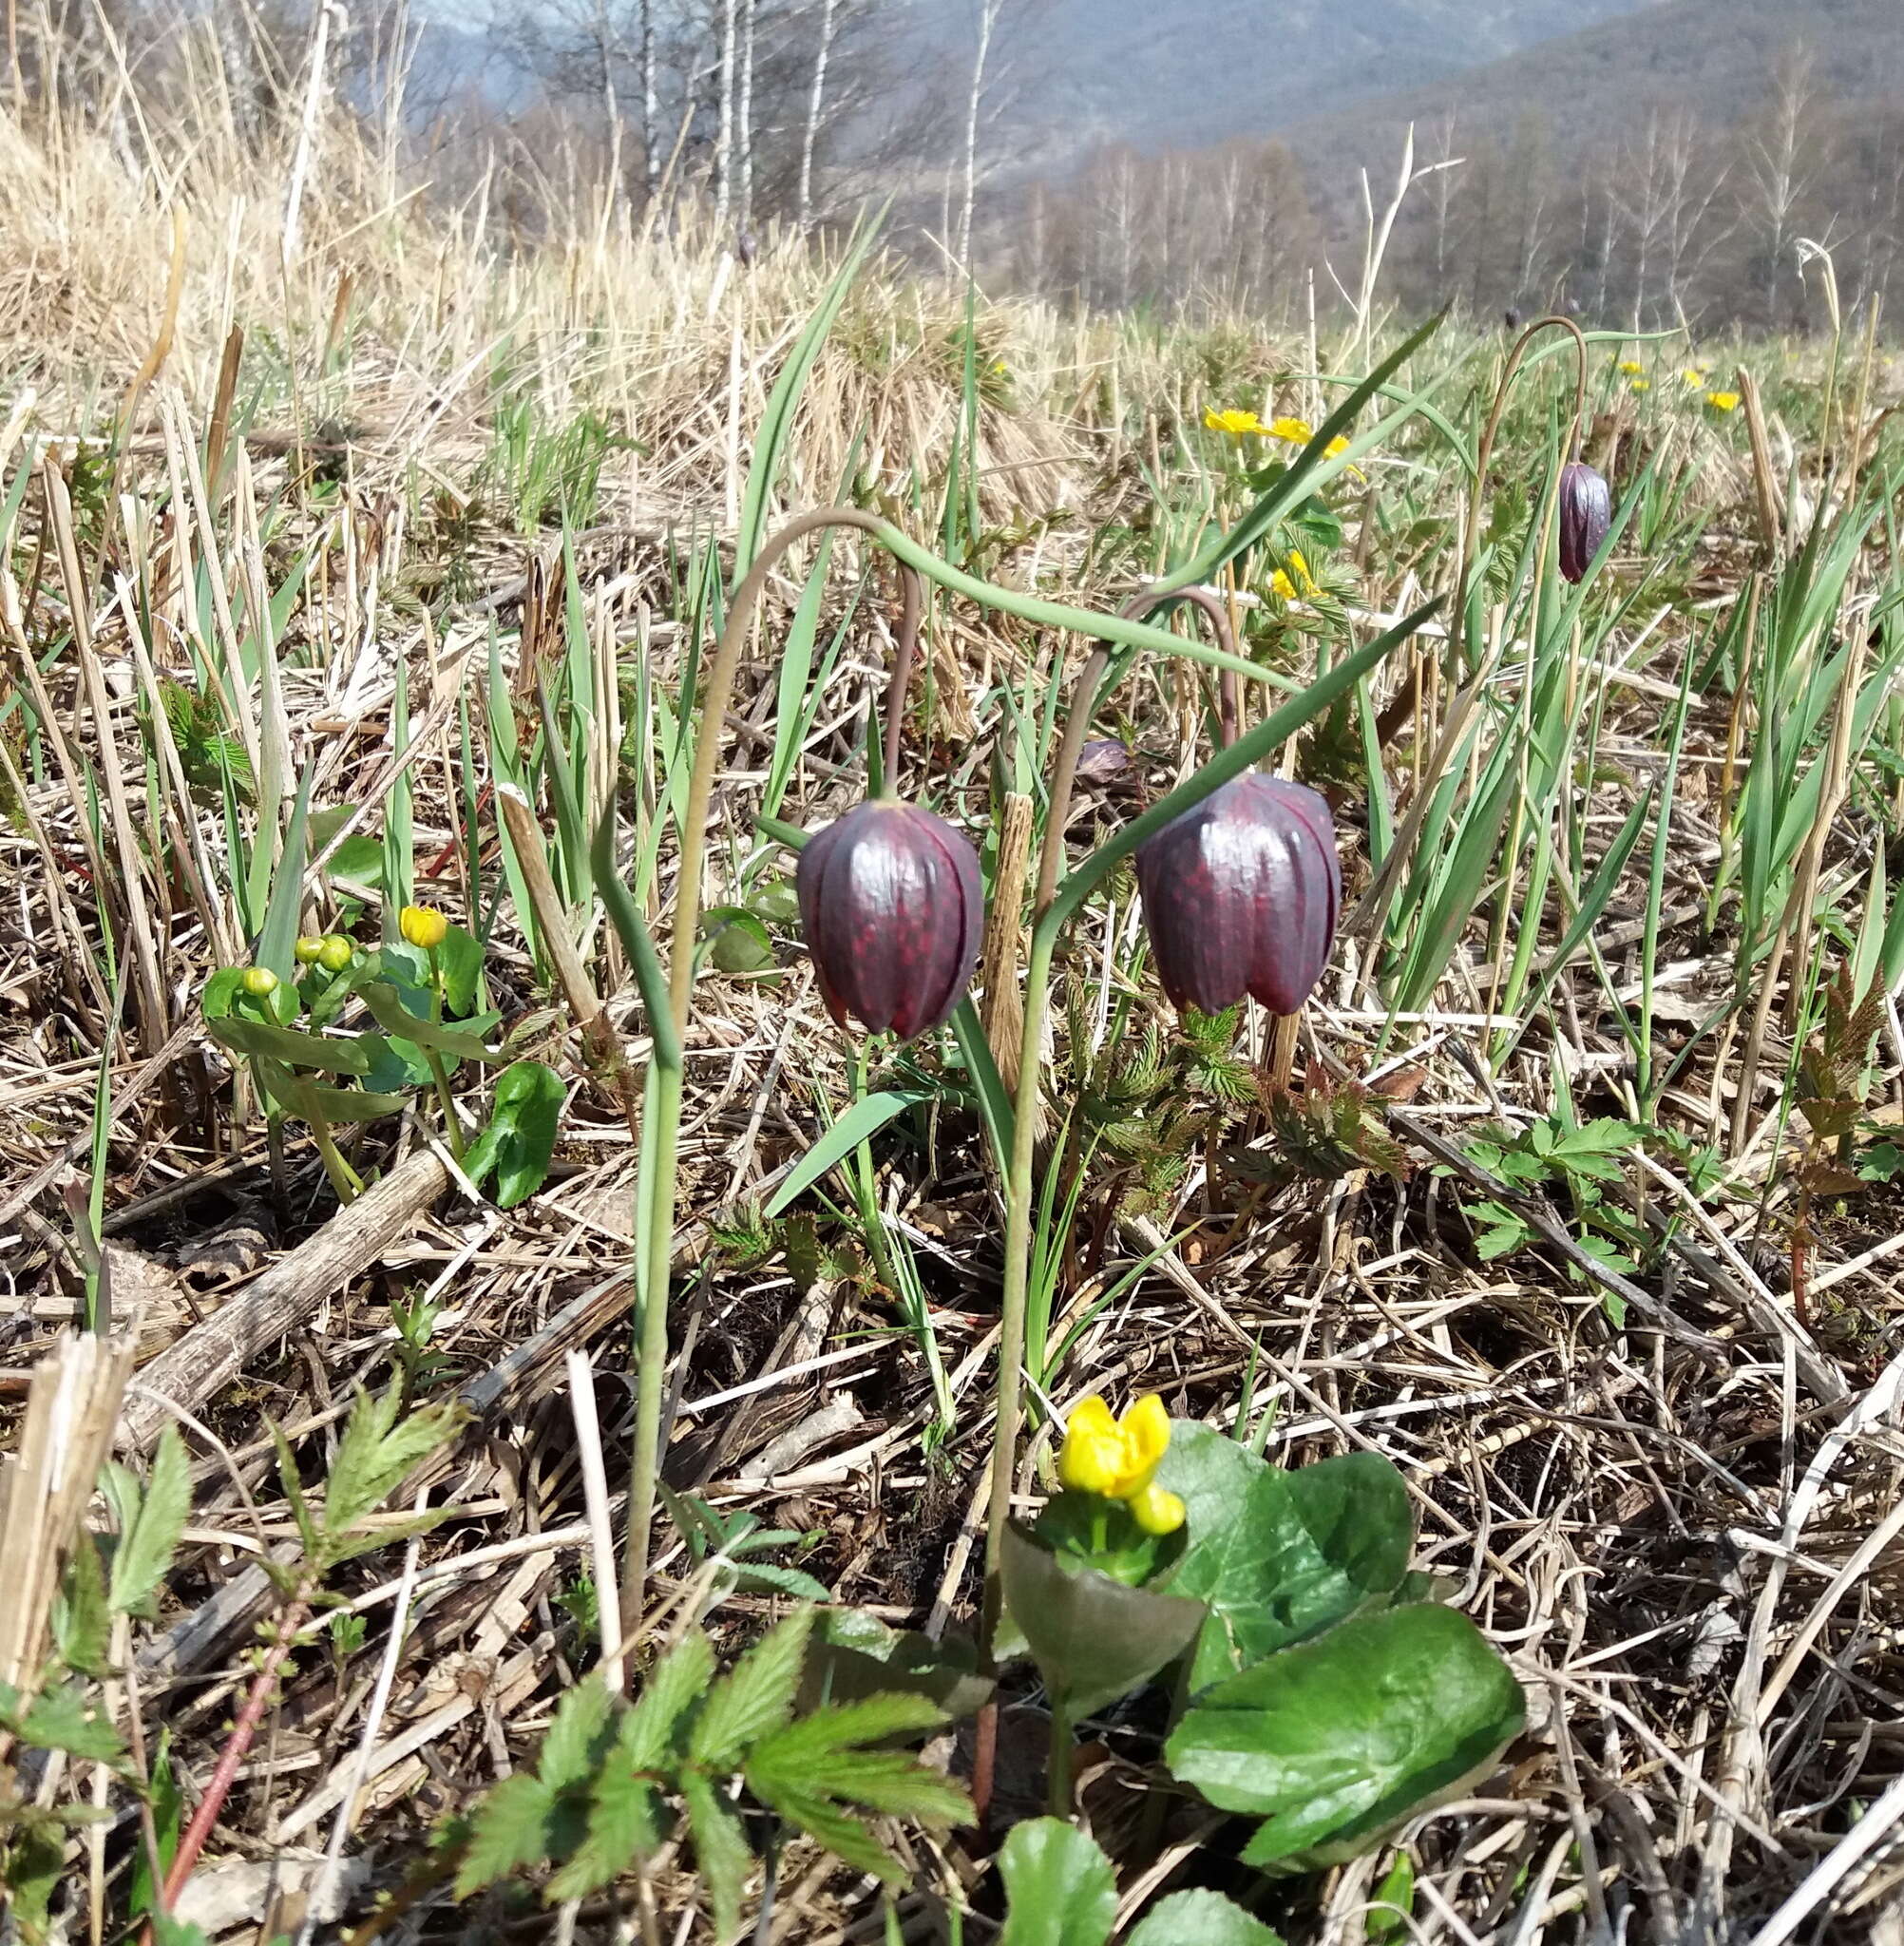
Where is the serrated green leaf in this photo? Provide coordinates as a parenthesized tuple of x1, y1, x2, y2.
(18, 1682, 125, 1763)
(752, 1745, 970, 1826)
(748, 1691, 945, 1768)
(1126, 1890, 1285, 1945)
(454, 1773, 557, 1897)
(6, 1821, 66, 1937)
(538, 1676, 618, 1793)
(322, 1391, 466, 1538)
(680, 1769, 752, 1943)
(691, 1608, 814, 1772)
(53, 1531, 112, 1675)
(763, 1783, 901, 1883)
(624, 1631, 716, 1769)
(544, 1769, 663, 1901)
(111, 1425, 190, 1616)
(997, 1817, 1115, 1946)
(130, 1727, 183, 1919)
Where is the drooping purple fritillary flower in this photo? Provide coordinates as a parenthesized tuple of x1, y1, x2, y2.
(1134, 774, 1341, 1017)
(796, 801, 983, 1040)
(1558, 461, 1611, 584)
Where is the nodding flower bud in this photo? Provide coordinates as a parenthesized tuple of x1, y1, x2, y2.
(795, 800, 983, 1041)
(399, 905, 448, 951)
(240, 965, 279, 998)
(316, 935, 354, 973)
(295, 935, 326, 965)
(1135, 774, 1341, 1018)
(1558, 461, 1611, 584)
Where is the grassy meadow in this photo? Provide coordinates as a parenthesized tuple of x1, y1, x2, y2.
(5, 33, 1904, 1946)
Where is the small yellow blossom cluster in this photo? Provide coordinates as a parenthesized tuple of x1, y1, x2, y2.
(1705, 390, 1740, 412)
(1203, 408, 1349, 461)
(1057, 1394, 1185, 1536)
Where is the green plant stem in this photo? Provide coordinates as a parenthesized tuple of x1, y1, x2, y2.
(986, 585, 1237, 1652)
(422, 1046, 464, 1162)
(307, 1106, 363, 1204)
(595, 808, 688, 1629)
(1048, 1691, 1076, 1817)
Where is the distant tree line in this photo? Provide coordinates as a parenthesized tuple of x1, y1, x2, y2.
(998, 45, 1904, 334)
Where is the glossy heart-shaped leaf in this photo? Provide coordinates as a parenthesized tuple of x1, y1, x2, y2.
(1166, 1602, 1524, 1869)
(1158, 1424, 1415, 1690)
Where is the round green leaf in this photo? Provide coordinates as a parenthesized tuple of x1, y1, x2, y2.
(997, 1818, 1115, 1946)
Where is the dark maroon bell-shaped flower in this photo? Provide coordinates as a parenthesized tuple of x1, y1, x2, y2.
(1135, 774, 1341, 1017)
(1558, 461, 1611, 583)
(796, 801, 983, 1040)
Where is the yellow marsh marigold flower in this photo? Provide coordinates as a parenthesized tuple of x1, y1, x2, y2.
(1618, 360, 1645, 375)
(1059, 1394, 1171, 1501)
(1630, 378, 1651, 394)
(1323, 434, 1350, 459)
(1681, 368, 1706, 387)
(1705, 390, 1740, 412)
(1268, 415, 1312, 445)
(400, 904, 448, 951)
(1270, 548, 1316, 601)
(1205, 407, 1265, 436)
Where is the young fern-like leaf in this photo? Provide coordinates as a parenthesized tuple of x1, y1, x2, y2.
(322, 1389, 466, 1538)
(690, 1608, 814, 1773)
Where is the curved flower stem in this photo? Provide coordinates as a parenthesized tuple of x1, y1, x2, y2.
(670, 515, 1270, 1033)
(985, 582, 1241, 1660)
(1346, 315, 1589, 938)
(1033, 585, 1238, 914)
(669, 507, 923, 1032)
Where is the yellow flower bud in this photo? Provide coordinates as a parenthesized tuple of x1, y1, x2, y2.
(317, 935, 354, 973)
(295, 935, 325, 964)
(1130, 1482, 1187, 1537)
(240, 965, 278, 997)
(399, 905, 448, 951)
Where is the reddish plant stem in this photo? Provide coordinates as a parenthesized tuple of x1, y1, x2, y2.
(149, 1595, 313, 1933)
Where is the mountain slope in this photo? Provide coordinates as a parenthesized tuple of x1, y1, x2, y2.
(1275, 0, 1903, 183)
(1007, 0, 1670, 158)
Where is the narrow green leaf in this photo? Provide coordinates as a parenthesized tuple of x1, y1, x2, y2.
(205, 1014, 374, 1076)
(680, 1770, 752, 1943)
(624, 1631, 716, 1769)
(765, 1093, 932, 1218)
